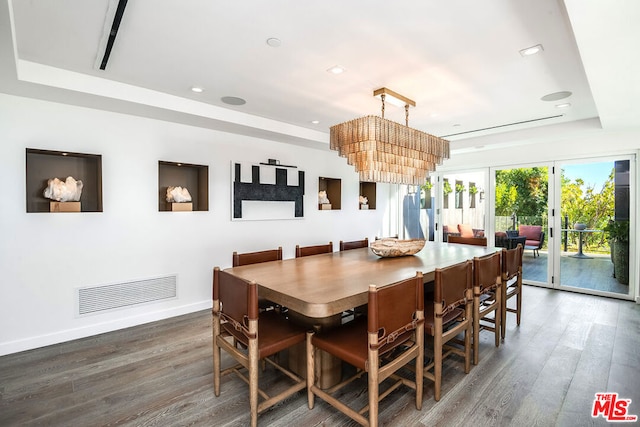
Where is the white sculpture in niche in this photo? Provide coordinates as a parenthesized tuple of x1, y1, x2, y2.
(318, 190, 330, 205)
(166, 186, 192, 203)
(43, 176, 83, 202)
(359, 195, 368, 205)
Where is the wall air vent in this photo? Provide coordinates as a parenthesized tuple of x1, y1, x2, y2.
(77, 275, 177, 315)
(441, 115, 564, 138)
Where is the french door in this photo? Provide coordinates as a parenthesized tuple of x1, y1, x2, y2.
(491, 155, 636, 300)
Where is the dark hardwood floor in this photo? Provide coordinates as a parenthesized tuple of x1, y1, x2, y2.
(1, 285, 639, 426)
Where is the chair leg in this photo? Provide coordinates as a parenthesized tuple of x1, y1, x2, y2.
(516, 282, 522, 326)
(368, 348, 379, 427)
(494, 288, 501, 348)
(306, 332, 315, 409)
(248, 328, 259, 427)
(212, 316, 221, 396)
(473, 293, 480, 365)
(501, 287, 507, 341)
(434, 319, 443, 401)
(464, 304, 472, 374)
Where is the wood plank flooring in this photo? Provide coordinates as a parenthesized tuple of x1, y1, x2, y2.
(1, 286, 639, 426)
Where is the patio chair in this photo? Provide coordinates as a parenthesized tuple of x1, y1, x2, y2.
(518, 225, 545, 257)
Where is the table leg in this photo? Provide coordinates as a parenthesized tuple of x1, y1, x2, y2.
(287, 311, 342, 389)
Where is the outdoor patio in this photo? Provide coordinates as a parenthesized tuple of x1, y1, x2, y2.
(522, 250, 629, 295)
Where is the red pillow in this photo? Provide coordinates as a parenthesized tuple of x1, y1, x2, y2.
(458, 224, 474, 238)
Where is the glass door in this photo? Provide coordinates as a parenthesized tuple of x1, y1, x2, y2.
(556, 157, 634, 298)
(492, 164, 551, 286)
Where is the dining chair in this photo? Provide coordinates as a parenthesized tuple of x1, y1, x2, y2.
(295, 241, 333, 257)
(472, 251, 502, 365)
(232, 246, 282, 312)
(306, 272, 424, 427)
(339, 237, 369, 251)
(424, 260, 473, 401)
(232, 246, 282, 267)
(501, 244, 523, 340)
(212, 267, 307, 427)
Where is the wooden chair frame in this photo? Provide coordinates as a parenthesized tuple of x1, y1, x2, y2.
(306, 272, 424, 427)
(424, 260, 473, 401)
(295, 242, 333, 258)
(501, 244, 523, 340)
(339, 238, 369, 251)
(472, 252, 502, 365)
(232, 246, 283, 267)
(212, 267, 306, 427)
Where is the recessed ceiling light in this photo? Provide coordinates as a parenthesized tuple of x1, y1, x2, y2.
(191, 86, 204, 93)
(519, 44, 544, 57)
(555, 103, 571, 108)
(453, 124, 461, 127)
(541, 91, 572, 101)
(266, 37, 281, 47)
(327, 65, 345, 75)
(221, 96, 246, 106)
(311, 120, 320, 124)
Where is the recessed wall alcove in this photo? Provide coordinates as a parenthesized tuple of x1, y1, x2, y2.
(26, 148, 103, 213)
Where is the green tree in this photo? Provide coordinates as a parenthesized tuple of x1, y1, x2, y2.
(495, 167, 548, 221)
(561, 168, 615, 249)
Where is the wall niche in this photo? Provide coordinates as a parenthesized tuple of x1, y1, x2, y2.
(26, 148, 103, 213)
(359, 182, 376, 210)
(158, 161, 208, 212)
(318, 177, 341, 210)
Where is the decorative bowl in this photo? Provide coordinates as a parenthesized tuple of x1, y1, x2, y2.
(370, 238, 426, 258)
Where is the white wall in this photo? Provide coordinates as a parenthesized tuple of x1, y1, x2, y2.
(0, 94, 392, 355)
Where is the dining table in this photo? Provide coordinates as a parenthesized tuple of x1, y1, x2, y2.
(223, 241, 500, 387)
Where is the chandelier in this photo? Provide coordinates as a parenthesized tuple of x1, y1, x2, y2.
(330, 87, 450, 185)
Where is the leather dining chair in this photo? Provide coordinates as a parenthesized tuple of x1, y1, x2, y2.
(472, 251, 502, 365)
(295, 242, 333, 257)
(501, 244, 523, 340)
(339, 237, 369, 251)
(306, 272, 424, 427)
(212, 267, 306, 427)
(232, 246, 282, 267)
(233, 246, 282, 312)
(339, 238, 369, 320)
(424, 260, 473, 401)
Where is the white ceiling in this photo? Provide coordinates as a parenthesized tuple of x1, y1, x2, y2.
(2, 0, 639, 151)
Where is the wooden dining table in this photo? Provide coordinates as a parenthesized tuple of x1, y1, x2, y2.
(224, 241, 500, 388)
(224, 241, 499, 319)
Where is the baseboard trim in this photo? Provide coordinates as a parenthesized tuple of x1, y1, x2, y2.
(0, 300, 211, 356)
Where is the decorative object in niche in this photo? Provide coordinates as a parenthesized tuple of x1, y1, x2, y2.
(166, 186, 192, 203)
(232, 161, 305, 220)
(318, 191, 330, 204)
(370, 238, 426, 257)
(43, 176, 83, 202)
(359, 195, 369, 210)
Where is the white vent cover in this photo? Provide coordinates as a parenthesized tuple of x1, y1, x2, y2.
(78, 275, 177, 315)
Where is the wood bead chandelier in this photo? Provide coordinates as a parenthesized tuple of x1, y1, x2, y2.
(330, 87, 450, 185)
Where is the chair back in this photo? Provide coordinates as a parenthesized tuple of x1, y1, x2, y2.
(233, 247, 282, 267)
(447, 235, 488, 246)
(295, 242, 333, 257)
(367, 272, 424, 355)
(213, 268, 258, 331)
(502, 244, 523, 282)
(340, 238, 369, 251)
(434, 260, 472, 314)
(473, 251, 502, 293)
